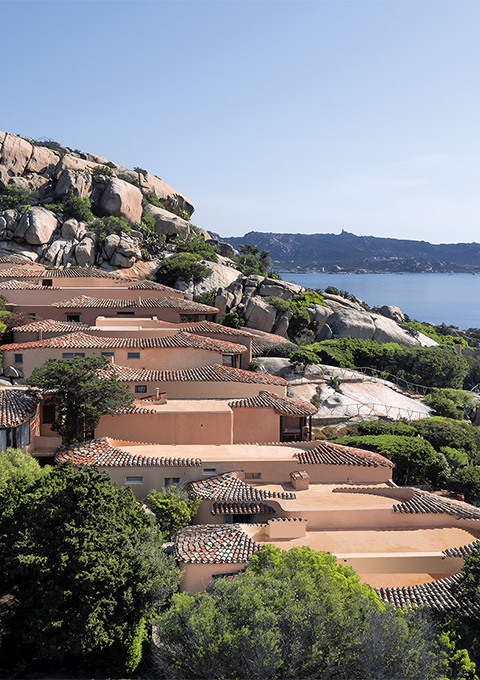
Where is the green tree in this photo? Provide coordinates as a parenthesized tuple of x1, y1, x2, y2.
(0, 464, 179, 672)
(289, 348, 322, 370)
(155, 252, 212, 286)
(154, 545, 459, 679)
(27, 356, 134, 444)
(220, 310, 245, 329)
(0, 447, 45, 490)
(235, 244, 273, 277)
(145, 485, 201, 539)
(62, 191, 94, 222)
(176, 235, 218, 262)
(456, 467, 480, 501)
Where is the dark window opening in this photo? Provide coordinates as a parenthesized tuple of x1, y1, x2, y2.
(66, 314, 80, 323)
(116, 311, 135, 316)
(42, 405, 55, 424)
(135, 385, 147, 393)
(42, 280, 53, 287)
(14, 354, 23, 364)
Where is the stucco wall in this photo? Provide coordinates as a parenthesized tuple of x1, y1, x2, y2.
(180, 562, 247, 595)
(96, 409, 234, 445)
(121, 380, 287, 400)
(232, 407, 280, 444)
(4, 346, 224, 378)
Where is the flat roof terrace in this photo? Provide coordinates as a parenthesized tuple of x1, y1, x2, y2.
(250, 483, 396, 510)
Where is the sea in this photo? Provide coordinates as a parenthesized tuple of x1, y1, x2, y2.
(278, 272, 480, 331)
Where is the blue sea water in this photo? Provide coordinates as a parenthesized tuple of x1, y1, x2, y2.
(279, 273, 480, 330)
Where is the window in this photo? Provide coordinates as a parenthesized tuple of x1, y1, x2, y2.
(14, 354, 23, 364)
(101, 351, 115, 359)
(116, 311, 135, 316)
(164, 477, 180, 487)
(66, 314, 80, 323)
(245, 472, 262, 480)
(222, 354, 234, 367)
(127, 352, 141, 360)
(203, 468, 217, 476)
(42, 405, 55, 424)
(135, 385, 147, 393)
(62, 352, 86, 359)
(125, 476, 143, 485)
(42, 279, 53, 287)
(180, 315, 196, 322)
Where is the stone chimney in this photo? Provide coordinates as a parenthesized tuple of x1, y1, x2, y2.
(290, 470, 310, 490)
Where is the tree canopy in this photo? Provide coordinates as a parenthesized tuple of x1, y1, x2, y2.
(153, 545, 463, 679)
(0, 464, 179, 673)
(27, 356, 134, 444)
(145, 484, 201, 540)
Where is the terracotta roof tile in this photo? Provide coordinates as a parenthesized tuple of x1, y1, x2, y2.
(0, 388, 38, 427)
(211, 502, 275, 516)
(392, 489, 480, 519)
(164, 320, 255, 338)
(0, 255, 34, 264)
(98, 362, 287, 385)
(0, 279, 60, 290)
(56, 437, 202, 467)
(295, 441, 394, 468)
(443, 539, 480, 557)
(251, 335, 291, 357)
(12, 319, 95, 333)
(2, 331, 246, 354)
(0, 267, 129, 279)
(375, 575, 480, 615)
(228, 391, 317, 416)
(126, 280, 177, 291)
(190, 470, 296, 501)
(174, 523, 262, 564)
(51, 294, 218, 312)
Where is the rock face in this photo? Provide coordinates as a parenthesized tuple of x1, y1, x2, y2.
(372, 304, 405, 323)
(0, 131, 196, 269)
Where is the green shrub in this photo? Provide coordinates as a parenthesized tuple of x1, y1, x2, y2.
(144, 485, 200, 539)
(220, 311, 245, 329)
(193, 290, 216, 306)
(289, 348, 322, 370)
(143, 192, 166, 210)
(92, 215, 131, 241)
(261, 342, 298, 358)
(0, 183, 31, 211)
(91, 165, 114, 177)
(155, 253, 212, 286)
(176, 235, 218, 262)
(63, 192, 94, 222)
(440, 446, 469, 470)
(412, 417, 480, 462)
(456, 466, 480, 501)
(425, 388, 477, 420)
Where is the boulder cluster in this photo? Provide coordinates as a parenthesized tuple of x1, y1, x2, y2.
(0, 132, 193, 268)
(215, 275, 436, 347)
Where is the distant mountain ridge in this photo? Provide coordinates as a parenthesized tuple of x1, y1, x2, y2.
(222, 230, 480, 273)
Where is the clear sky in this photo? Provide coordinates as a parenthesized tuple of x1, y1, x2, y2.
(1, 1, 479, 244)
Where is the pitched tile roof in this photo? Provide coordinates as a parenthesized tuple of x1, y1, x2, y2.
(126, 280, 177, 291)
(165, 320, 255, 338)
(190, 470, 296, 501)
(295, 441, 394, 468)
(228, 390, 317, 416)
(98, 362, 287, 385)
(174, 523, 262, 563)
(0, 255, 34, 264)
(12, 319, 95, 333)
(0, 279, 60, 290)
(0, 388, 38, 428)
(0, 267, 129, 279)
(51, 294, 218, 312)
(2, 331, 246, 354)
(375, 575, 480, 615)
(56, 437, 202, 467)
(443, 539, 480, 557)
(251, 335, 292, 357)
(211, 502, 276, 516)
(392, 489, 480, 520)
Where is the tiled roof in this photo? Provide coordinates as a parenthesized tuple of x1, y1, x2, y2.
(56, 437, 202, 467)
(211, 502, 275, 515)
(190, 471, 296, 501)
(174, 523, 262, 564)
(295, 441, 394, 468)
(0, 388, 38, 428)
(126, 280, 176, 291)
(375, 575, 480, 615)
(166, 320, 255, 338)
(228, 390, 317, 416)
(0, 267, 129, 279)
(1, 331, 246, 354)
(443, 539, 480, 557)
(0, 255, 34, 264)
(51, 294, 218, 312)
(12, 319, 95, 333)
(251, 335, 291, 357)
(392, 489, 480, 520)
(98, 362, 287, 385)
(0, 279, 60, 290)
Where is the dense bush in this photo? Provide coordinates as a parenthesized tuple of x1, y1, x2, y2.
(176, 235, 218, 262)
(144, 485, 201, 540)
(289, 348, 322, 370)
(0, 183, 31, 211)
(425, 389, 478, 420)
(265, 291, 325, 342)
(220, 311, 245, 329)
(143, 191, 166, 210)
(62, 192, 94, 222)
(155, 253, 212, 286)
(413, 417, 480, 463)
(92, 215, 131, 240)
(337, 434, 445, 485)
(235, 243, 278, 277)
(261, 342, 298, 358)
(455, 467, 480, 501)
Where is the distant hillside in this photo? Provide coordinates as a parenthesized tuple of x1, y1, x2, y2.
(223, 230, 480, 273)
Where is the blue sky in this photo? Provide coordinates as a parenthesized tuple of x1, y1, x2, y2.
(1, 1, 479, 243)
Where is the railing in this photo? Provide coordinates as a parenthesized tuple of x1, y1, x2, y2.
(313, 401, 430, 422)
(304, 365, 436, 396)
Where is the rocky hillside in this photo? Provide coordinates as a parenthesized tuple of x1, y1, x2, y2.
(0, 132, 194, 269)
(224, 230, 480, 273)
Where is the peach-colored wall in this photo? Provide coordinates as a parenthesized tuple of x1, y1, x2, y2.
(232, 408, 280, 444)
(0, 287, 184, 306)
(180, 562, 247, 595)
(9, 304, 216, 325)
(121, 380, 287, 400)
(4, 346, 224, 378)
(0, 276, 183, 295)
(95, 410, 233, 445)
(340, 553, 463, 576)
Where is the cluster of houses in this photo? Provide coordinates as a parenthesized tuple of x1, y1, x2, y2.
(2, 258, 480, 608)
